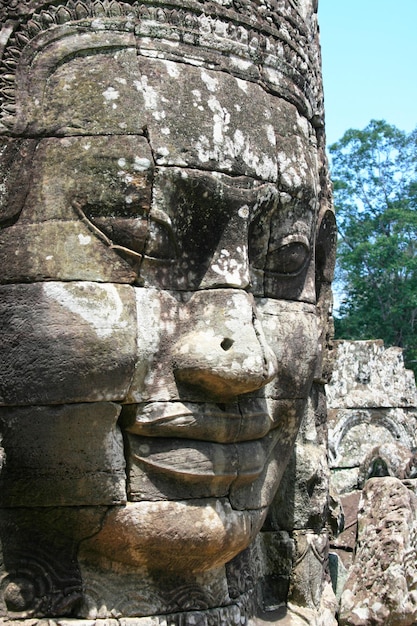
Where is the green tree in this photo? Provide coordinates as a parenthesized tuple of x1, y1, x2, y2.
(330, 120, 417, 374)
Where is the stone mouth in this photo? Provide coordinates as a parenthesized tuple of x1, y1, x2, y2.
(120, 399, 272, 443)
(128, 433, 277, 483)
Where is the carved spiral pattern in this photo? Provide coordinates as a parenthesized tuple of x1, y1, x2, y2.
(226, 545, 258, 599)
(80, 565, 229, 616)
(163, 582, 215, 611)
(81, 575, 165, 617)
(1, 551, 82, 617)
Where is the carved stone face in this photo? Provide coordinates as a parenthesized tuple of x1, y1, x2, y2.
(0, 40, 329, 612)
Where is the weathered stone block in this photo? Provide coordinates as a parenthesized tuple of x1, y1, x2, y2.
(0, 403, 126, 506)
(20, 135, 153, 224)
(136, 58, 281, 180)
(0, 221, 136, 284)
(327, 340, 417, 410)
(339, 477, 417, 626)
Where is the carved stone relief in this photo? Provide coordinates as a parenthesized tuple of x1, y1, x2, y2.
(327, 341, 417, 532)
(0, 1, 335, 623)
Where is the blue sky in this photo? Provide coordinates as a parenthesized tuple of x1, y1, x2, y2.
(318, 1, 417, 147)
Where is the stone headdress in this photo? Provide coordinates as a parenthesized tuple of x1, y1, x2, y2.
(0, 0, 323, 135)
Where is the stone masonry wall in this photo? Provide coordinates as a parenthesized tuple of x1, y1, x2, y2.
(326, 340, 417, 623)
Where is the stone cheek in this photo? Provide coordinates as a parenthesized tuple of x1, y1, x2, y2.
(0, 282, 134, 506)
(256, 299, 319, 401)
(0, 403, 126, 506)
(0, 282, 137, 406)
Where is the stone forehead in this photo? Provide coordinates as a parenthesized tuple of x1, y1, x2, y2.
(4, 49, 319, 183)
(0, 0, 323, 134)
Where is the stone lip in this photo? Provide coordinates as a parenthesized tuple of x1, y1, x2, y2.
(79, 499, 267, 573)
(121, 399, 272, 443)
(129, 433, 275, 482)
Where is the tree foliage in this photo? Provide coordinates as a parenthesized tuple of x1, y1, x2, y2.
(330, 120, 417, 374)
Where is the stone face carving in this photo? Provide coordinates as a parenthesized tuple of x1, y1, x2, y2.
(0, 1, 335, 623)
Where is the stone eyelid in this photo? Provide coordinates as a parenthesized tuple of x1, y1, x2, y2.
(72, 198, 179, 260)
(266, 233, 311, 276)
(71, 198, 144, 263)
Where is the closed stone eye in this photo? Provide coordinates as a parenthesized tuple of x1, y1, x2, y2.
(265, 240, 310, 275)
(73, 199, 178, 263)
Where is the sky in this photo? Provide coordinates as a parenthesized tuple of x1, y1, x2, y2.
(318, 0, 417, 147)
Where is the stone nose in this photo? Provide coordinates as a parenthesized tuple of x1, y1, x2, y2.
(173, 290, 277, 401)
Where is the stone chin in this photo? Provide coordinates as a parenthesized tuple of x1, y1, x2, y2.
(79, 499, 267, 573)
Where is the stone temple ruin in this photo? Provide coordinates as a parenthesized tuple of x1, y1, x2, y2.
(328, 340, 417, 502)
(327, 340, 417, 625)
(1, 0, 416, 625)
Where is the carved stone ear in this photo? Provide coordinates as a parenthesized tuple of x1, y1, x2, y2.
(314, 208, 337, 383)
(0, 137, 37, 227)
(315, 208, 337, 289)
